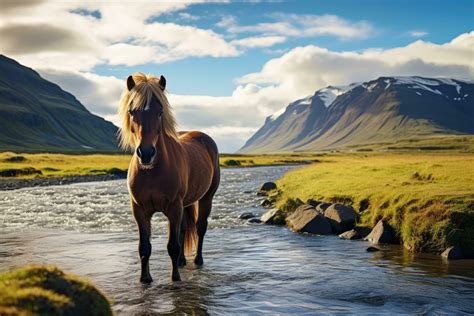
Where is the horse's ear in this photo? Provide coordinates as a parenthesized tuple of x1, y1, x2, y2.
(159, 75, 166, 90)
(127, 75, 135, 91)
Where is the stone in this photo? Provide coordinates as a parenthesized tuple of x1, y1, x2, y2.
(364, 220, 396, 244)
(316, 202, 332, 213)
(441, 246, 464, 260)
(286, 205, 332, 234)
(261, 208, 284, 224)
(339, 229, 362, 240)
(307, 199, 322, 207)
(260, 182, 277, 191)
(261, 199, 273, 208)
(366, 246, 380, 252)
(238, 212, 255, 220)
(324, 204, 357, 233)
(247, 218, 262, 224)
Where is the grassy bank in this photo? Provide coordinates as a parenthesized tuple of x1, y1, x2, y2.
(275, 152, 474, 254)
(0, 152, 317, 179)
(0, 265, 112, 315)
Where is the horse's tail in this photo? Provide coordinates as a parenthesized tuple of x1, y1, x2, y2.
(183, 203, 198, 256)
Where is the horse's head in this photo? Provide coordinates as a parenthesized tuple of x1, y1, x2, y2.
(118, 73, 178, 167)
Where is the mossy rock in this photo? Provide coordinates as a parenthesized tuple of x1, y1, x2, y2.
(0, 265, 112, 316)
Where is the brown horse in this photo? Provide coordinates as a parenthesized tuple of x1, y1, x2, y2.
(118, 72, 220, 283)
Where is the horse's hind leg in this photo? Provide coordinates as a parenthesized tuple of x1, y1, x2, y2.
(178, 209, 189, 267)
(194, 194, 214, 266)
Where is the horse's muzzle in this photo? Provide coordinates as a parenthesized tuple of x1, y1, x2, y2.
(136, 145, 156, 165)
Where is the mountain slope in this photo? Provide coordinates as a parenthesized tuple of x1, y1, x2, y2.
(239, 76, 474, 153)
(0, 54, 118, 152)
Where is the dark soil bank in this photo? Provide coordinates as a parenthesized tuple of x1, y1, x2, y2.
(0, 174, 126, 191)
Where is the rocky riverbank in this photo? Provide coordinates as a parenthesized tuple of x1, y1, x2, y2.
(0, 173, 127, 191)
(253, 181, 474, 260)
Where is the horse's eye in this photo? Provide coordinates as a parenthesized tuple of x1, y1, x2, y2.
(159, 111, 163, 117)
(128, 109, 134, 116)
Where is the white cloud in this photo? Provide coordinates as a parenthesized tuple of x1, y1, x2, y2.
(231, 35, 286, 48)
(218, 13, 374, 40)
(0, 1, 237, 71)
(409, 30, 428, 37)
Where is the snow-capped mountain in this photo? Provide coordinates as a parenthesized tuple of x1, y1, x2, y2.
(239, 76, 474, 153)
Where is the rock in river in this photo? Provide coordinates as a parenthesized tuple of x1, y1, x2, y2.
(364, 220, 396, 244)
(247, 218, 262, 224)
(316, 202, 332, 214)
(260, 182, 277, 191)
(286, 204, 332, 235)
(238, 212, 255, 220)
(261, 208, 285, 225)
(324, 204, 357, 233)
(339, 229, 362, 240)
(441, 246, 464, 260)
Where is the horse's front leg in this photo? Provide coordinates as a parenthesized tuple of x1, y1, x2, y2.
(165, 202, 183, 281)
(132, 203, 153, 284)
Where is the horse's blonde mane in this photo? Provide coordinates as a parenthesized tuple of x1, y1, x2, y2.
(118, 72, 178, 151)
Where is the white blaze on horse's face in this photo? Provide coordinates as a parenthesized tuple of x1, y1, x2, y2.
(129, 96, 162, 168)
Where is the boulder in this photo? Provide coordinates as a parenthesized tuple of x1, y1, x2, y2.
(260, 182, 277, 191)
(339, 229, 362, 240)
(247, 218, 262, 224)
(316, 202, 332, 214)
(238, 212, 255, 220)
(286, 205, 332, 235)
(366, 246, 380, 252)
(364, 220, 396, 244)
(324, 204, 357, 233)
(261, 208, 285, 225)
(441, 246, 464, 260)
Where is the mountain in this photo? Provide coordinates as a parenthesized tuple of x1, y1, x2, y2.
(239, 76, 474, 153)
(0, 55, 118, 152)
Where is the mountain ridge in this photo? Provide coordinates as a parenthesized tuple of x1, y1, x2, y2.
(239, 76, 474, 153)
(0, 54, 119, 152)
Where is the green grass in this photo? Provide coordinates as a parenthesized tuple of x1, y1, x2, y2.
(0, 152, 318, 179)
(275, 152, 474, 254)
(0, 265, 112, 316)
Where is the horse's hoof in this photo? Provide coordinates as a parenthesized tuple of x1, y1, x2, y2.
(140, 275, 153, 284)
(194, 256, 203, 266)
(171, 273, 181, 282)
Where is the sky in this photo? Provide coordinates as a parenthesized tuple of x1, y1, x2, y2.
(1, 0, 473, 152)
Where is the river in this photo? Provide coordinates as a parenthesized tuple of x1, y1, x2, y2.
(1, 166, 473, 315)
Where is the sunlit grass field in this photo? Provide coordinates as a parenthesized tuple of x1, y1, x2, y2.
(275, 152, 474, 254)
(0, 152, 318, 178)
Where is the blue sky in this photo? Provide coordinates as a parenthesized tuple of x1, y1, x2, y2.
(1, 0, 473, 152)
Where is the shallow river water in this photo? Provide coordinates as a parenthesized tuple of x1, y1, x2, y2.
(1, 166, 473, 315)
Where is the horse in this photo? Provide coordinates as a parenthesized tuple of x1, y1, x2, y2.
(118, 72, 220, 283)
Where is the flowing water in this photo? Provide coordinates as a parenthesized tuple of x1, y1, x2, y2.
(1, 166, 473, 315)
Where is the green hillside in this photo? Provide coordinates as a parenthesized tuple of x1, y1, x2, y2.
(0, 55, 118, 152)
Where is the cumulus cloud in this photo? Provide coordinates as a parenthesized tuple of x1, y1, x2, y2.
(409, 30, 428, 37)
(231, 35, 286, 48)
(218, 13, 374, 40)
(0, 23, 94, 55)
(39, 69, 123, 118)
